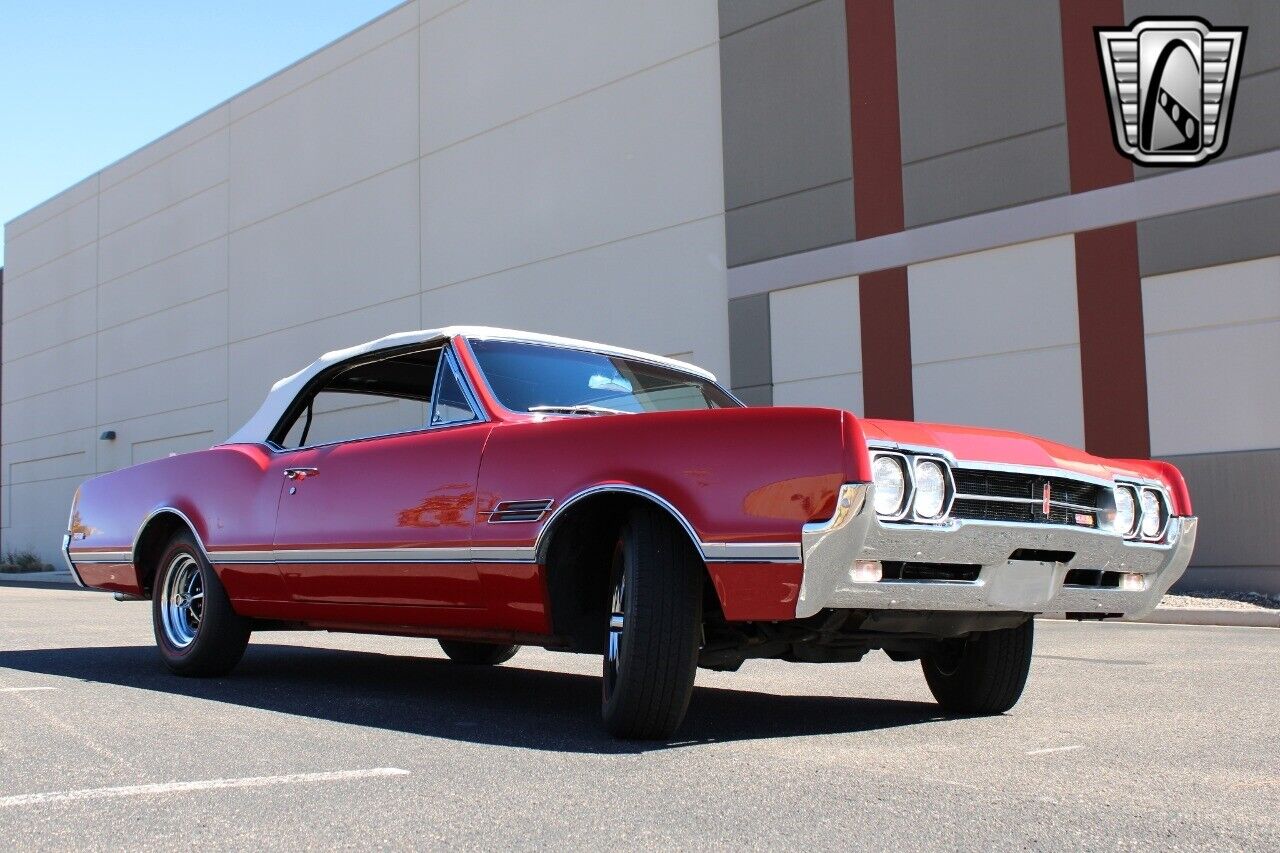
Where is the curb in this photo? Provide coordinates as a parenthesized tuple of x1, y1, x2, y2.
(1130, 608, 1280, 628)
(0, 573, 80, 591)
(1044, 609, 1280, 628)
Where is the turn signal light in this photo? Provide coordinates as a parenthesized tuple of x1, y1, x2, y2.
(1119, 572, 1145, 592)
(851, 560, 883, 584)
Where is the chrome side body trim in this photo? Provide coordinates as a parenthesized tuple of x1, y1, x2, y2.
(61, 498, 86, 587)
(61, 535, 85, 586)
(68, 551, 133, 564)
(208, 546, 537, 565)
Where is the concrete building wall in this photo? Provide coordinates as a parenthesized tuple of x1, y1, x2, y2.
(718, 0, 853, 266)
(893, 0, 1070, 227)
(2, 0, 730, 565)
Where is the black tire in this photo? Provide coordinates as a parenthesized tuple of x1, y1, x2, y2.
(921, 619, 1033, 714)
(151, 531, 250, 676)
(601, 506, 703, 740)
(438, 640, 519, 665)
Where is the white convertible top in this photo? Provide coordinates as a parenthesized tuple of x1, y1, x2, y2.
(223, 326, 717, 445)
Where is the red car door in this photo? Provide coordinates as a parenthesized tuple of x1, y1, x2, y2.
(271, 422, 490, 620)
(268, 344, 493, 626)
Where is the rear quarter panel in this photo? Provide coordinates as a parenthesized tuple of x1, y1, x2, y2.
(68, 445, 284, 599)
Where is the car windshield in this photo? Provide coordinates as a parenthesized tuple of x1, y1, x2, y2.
(468, 339, 740, 414)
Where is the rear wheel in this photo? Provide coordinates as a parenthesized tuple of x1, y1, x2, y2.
(438, 640, 519, 665)
(601, 506, 702, 740)
(921, 620, 1033, 714)
(152, 531, 250, 676)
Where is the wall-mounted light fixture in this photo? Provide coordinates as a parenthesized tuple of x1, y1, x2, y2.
(99, 430, 117, 441)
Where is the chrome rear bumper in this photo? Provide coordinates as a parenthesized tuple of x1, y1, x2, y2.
(797, 483, 1197, 619)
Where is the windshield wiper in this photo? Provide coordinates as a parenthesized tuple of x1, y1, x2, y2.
(528, 404, 634, 416)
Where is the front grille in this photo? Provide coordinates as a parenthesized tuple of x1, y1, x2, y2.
(951, 469, 1105, 528)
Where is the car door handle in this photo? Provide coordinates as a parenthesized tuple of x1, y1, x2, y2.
(283, 467, 319, 480)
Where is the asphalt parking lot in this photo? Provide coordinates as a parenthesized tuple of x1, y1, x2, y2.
(1, 584, 1276, 850)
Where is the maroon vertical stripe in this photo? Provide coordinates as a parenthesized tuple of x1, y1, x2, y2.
(1060, 1, 1149, 456)
(846, 0, 913, 420)
(1074, 224, 1150, 457)
(1060, 0, 1132, 193)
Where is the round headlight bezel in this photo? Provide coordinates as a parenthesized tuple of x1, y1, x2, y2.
(1139, 487, 1168, 541)
(1113, 484, 1138, 538)
(872, 453, 909, 520)
(912, 458, 950, 521)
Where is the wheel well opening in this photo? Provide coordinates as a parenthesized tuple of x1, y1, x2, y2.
(540, 492, 720, 653)
(133, 512, 192, 596)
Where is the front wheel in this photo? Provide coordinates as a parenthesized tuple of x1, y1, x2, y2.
(152, 531, 250, 676)
(601, 506, 703, 740)
(921, 620, 1033, 714)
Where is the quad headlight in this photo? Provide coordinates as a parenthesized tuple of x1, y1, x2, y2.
(872, 455, 907, 517)
(1140, 488, 1164, 540)
(912, 459, 947, 519)
(1113, 482, 1169, 542)
(1113, 485, 1138, 537)
(871, 451, 952, 522)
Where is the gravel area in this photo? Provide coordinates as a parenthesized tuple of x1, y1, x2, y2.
(1160, 590, 1280, 611)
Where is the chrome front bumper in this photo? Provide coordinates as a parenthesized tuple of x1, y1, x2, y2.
(797, 484, 1197, 619)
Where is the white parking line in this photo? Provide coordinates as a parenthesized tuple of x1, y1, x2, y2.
(0, 687, 58, 693)
(0, 768, 410, 808)
(1026, 745, 1084, 756)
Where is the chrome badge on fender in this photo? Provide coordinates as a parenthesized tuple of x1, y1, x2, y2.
(1096, 17, 1246, 166)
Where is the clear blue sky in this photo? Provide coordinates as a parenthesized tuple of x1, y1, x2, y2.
(0, 0, 403, 265)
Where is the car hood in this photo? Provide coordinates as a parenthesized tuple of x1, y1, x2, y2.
(859, 419, 1153, 482)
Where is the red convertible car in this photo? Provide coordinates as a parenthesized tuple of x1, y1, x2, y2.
(63, 327, 1197, 738)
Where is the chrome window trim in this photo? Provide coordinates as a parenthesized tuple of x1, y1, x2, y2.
(463, 335, 743, 416)
(430, 345, 485, 428)
(264, 342, 490, 455)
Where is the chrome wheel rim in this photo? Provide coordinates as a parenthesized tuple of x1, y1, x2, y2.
(160, 553, 204, 649)
(603, 555, 626, 700)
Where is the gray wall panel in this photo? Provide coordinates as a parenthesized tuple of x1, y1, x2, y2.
(733, 383, 775, 406)
(728, 294, 773, 395)
(894, 0, 1066, 164)
(1138, 193, 1280, 275)
(719, 0, 852, 265)
(719, 0, 818, 37)
(1162, 448, 1280, 594)
(720, 0, 851, 209)
(902, 126, 1070, 228)
(893, 0, 1069, 224)
(726, 181, 855, 266)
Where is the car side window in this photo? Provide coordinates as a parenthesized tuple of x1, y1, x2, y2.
(279, 348, 442, 449)
(431, 351, 479, 426)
